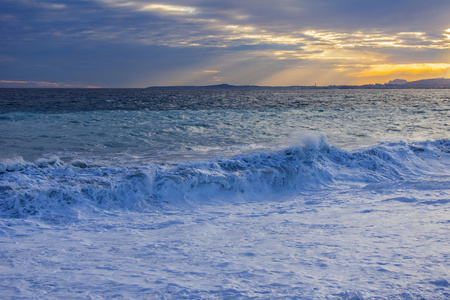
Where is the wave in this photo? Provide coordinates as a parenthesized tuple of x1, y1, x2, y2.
(1, 137, 449, 220)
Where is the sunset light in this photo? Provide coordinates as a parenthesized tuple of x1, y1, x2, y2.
(355, 63, 450, 77)
(1, 1, 450, 298)
(1, 0, 449, 87)
(138, 3, 196, 14)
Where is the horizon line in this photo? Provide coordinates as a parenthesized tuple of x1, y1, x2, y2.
(1, 77, 449, 89)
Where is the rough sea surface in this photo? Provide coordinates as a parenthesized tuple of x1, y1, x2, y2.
(0, 88, 449, 299)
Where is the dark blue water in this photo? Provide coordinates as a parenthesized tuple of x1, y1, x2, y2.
(1, 88, 449, 113)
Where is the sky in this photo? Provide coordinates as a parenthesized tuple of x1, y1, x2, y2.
(1, 0, 449, 88)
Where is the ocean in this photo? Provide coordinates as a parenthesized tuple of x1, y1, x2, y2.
(0, 88, 449, 299)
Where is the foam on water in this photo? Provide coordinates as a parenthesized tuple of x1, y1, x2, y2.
(1, 137, 449, 221)
(1, 103, 449, 162)
(1, 89, 450, 298)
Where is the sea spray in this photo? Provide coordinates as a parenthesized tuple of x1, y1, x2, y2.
(1, 89, 450, 299)
(1, 138, 449, 220)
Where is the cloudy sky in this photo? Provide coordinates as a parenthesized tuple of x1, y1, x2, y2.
(1, 0, 449, 87)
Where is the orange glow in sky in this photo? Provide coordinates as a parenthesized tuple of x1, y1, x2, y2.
(1, 1, 449, 87)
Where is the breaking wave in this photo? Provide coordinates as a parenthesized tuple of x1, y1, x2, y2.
(1, 137, 449, 220)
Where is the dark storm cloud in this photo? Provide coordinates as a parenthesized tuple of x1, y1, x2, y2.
(5, 0, 447, 47)
(189, 0, 450, 31)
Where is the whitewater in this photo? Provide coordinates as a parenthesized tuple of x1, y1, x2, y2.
(0, 88, 449, 299)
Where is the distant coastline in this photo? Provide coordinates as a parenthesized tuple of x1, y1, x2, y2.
(147, 78, 450, 89)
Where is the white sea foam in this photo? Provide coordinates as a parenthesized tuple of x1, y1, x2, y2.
(1, 138, 449, 221)
(0, 137, 449, 298)
(1, 90, 449, 298)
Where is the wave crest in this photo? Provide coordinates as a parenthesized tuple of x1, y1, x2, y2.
(1, 138, 449, 220)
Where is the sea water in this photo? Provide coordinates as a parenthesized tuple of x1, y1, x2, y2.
(0, 88, 449, 299)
